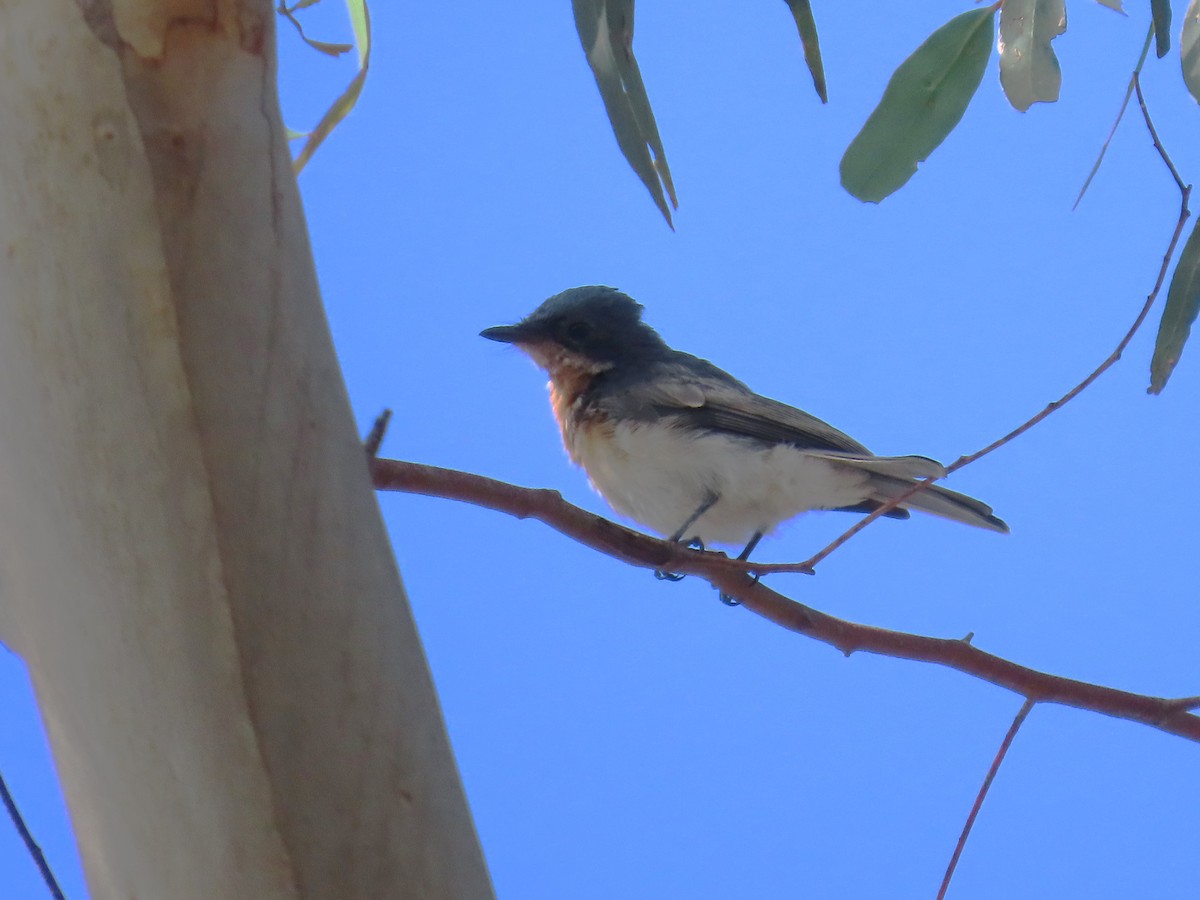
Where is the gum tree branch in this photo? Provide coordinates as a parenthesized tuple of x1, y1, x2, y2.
(370, 458, 1200, 744)
(800, 69, 1192, 572)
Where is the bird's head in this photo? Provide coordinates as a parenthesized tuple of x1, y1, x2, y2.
(481, 286, 669, 376)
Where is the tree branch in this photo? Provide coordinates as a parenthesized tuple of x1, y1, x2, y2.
(937, 699, 1035, 900)
(0, 767, 67, 900)
(800, 69, 1192, 572)
(370, 458, 1200, 744)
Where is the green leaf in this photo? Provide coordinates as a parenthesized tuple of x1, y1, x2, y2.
(999, 0, 1066, 112)
(1151, 0, 1172, 57)
(1182, 0, 1200, 102)
(292, 0, 371, 174)
(783, 0, 828, 103)
(840, 5, 997, 203)
(1149, 218, 1200, 393)
(1094, 0, 1124, 10)
(306, 38, 354, 57)
(346, 0, 368, 68)
(573, 0, 676, 228)
(277, 3, 353, 57)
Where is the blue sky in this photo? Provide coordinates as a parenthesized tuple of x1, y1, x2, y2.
(4, 2, 1199, 897)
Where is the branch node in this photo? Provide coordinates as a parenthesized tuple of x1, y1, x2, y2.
(1166, 695, 1200, 713)
(363, 408, 392, 460)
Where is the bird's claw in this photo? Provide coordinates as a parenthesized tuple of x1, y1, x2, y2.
(718, 572, 760, 607)
(654, 538, 705, 584)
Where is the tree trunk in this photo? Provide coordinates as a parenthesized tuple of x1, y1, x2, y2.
(0, 2, 493, 897)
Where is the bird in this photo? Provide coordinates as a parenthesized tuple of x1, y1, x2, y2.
(481, 286, 1007, 600)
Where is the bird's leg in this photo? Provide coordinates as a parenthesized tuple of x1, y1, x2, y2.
(654, 491, 719, 583)
(719, 531, 763, 606)
(668, 491, 719, 544)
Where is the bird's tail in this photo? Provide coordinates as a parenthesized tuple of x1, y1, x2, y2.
(810, 452, 1008, 533)
(867, 472, 1009, 533)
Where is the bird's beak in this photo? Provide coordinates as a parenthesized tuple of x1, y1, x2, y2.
(480, 323, 533, 344)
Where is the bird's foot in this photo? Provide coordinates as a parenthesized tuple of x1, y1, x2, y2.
(654, 538, 704, 583)
(718, 572, 760, 607)
(717, 531, 764, 606)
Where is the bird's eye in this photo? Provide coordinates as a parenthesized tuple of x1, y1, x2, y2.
(565, 320, 592, 342)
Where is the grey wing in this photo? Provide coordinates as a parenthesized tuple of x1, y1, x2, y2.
(599, 352, 872, 455)
(686, 384, 947, 479)
(684, 382, 874, 454)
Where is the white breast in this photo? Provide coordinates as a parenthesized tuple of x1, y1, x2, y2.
(571, 420, 871, 547)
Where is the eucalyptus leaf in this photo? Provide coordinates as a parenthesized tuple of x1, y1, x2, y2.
(1094, 0, 1124, 10)
(293, 0, 371, 174)
(784, 0, 828, 103)
(1149, 219, 1200, 393)
(1151, 0, 1172, 57)
(840, 5, 997, 203)
(999, 0, 1067, 112)
(347, 0, 368, 67)
(1182, 0, 1200, 103)
(1072, 25, 1155, 209)
(573, 0, 676, 227)
(278, 1, 354, 57)
(304, 38, 354, 58)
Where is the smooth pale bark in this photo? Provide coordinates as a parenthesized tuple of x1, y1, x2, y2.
(0, 2, 493, 898)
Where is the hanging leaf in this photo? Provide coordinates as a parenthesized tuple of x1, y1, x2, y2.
(999, 0, 1067, 112)
(573, 0, 676, 228)
(840, 5, 998, 203)
(278, 2, 353, 58)
(1094, 0, 1124, 10)
(1072, 25, 1155, 209)
(1151, 0, 1172, 57)
(292, 0, 370, 174)
(1182, 0, 1200, 102)
(783, 0, 828, 103)
(1149, 220, 1200, 393)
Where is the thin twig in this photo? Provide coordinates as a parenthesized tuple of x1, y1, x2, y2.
(800, 71, 1192, 573)
(799, 477, 935, 571)
(1073, 25, 1155, 210)
(936, 699, 1036, 900)
(1133, 72, 1187, 194)
(0, 768, 67, 900)
(371, 458, 1200, 744)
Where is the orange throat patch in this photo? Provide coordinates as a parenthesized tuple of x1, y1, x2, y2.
(516, 340, 612, 461)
